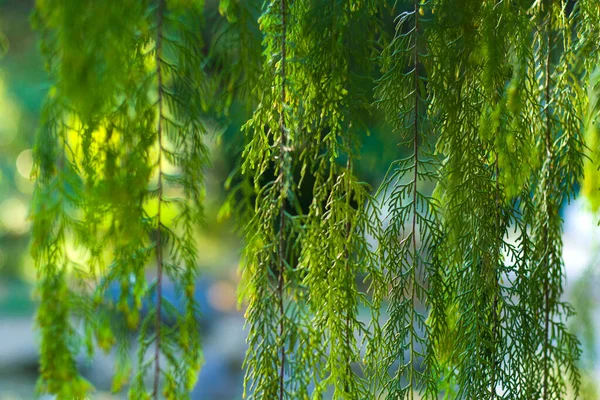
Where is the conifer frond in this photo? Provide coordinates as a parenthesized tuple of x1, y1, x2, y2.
(373, 1, 441, 398)
(33, 1, 207, 398)
(31, 99, 94, 398)
(30, 1, 594, 398)
(291, 1, 379, 398)
(520, 1, 583, 398)
(239, 0, 312, 398)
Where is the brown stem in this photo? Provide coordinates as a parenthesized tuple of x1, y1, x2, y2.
(344, 157, 353, 394)
(491, 156, 500, 400)
(542, 3, 553, 399)
(277, 0, 287, 398)
(153, 0, 165, 397)
(345, 223, 352, 395)
(409, 2, 420, 398)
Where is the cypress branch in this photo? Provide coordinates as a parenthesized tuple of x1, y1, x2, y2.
(153, 0, 166, 397)
(277, 0, 288, 398)
(542, 6, 554, 398)
(374, 0, 440, 398)
(29, 1, 593, 398)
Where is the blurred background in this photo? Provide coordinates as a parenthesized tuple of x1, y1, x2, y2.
(0, 0, 598, 399)
(0, 1, 250, 397)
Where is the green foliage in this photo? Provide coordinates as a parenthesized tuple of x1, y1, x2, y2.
(32, 0, 205, 398)
(373, 1, 440, 398)
(30, 0, 600, 398)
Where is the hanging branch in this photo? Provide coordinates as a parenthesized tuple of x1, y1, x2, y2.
(140, 2, 207, 397)
(476, 3, 530, 398)
(373, 0, 440, 398)
(428, 1, 488, 397)
(211, 0, 263, 114)
(524, 1, 582, 398)
(497, 5, 543, 397)
(153, 0, 166, 397)
(33, 1, 207, 398)
(277, 0, 288, 398)
(491, 156, 500, 400)
(239, 0, 312, 397)
(293, 0, 378, 397)
(541, 8, 554, 398)
(214, 0, 266, 237)
(425, 0, 524, 397)
(30, 2, 147, 396)
(31, 99, 93, 398)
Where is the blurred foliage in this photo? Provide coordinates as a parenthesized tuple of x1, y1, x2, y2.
(0, 0, 598, 399)
(0, 0, 400, 282)
(0, 0, 43, 281)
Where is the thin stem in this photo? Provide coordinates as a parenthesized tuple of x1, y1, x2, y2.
(409, 2, 420, 398)
(344, 156, 353, 394)
(491, 155, 500, 400)
(153, 0, 165, 397)
(542, 3, 553, 399)
(277, 0, 287, 398)
(344, 223, 352, 395)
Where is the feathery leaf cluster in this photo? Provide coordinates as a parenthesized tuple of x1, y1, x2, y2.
(30, 0, 598, 398)
(32, 0, 206, 398)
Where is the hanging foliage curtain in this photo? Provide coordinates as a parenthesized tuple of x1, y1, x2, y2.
(30, 0, 599, 399)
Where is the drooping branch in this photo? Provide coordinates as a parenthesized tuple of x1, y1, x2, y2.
(409, 2, 420, 397)
(153, 0, 166, 398)
(525, 1, 582, 397)
(277, 0, 288, 398)
(292, 1, 378, 397)
(541, 6, 553, 399)
(373, 0, 440, 398)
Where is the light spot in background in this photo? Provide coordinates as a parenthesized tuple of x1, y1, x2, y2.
(563, 199, 600, 282)
(0, 198, 29, 234)
(208, 280, 237, 312)
(0, 75, 20, 146)
(14, 172, 33, 195)
(15, 149, 33, 179)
